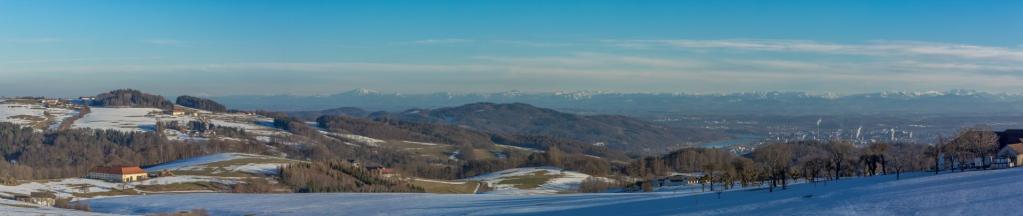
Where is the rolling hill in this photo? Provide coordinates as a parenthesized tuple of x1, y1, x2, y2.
(370, 102, 727, 153)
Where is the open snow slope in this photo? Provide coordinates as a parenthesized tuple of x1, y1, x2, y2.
(145, 153, 297, 176)
(0, 199, 119, 216)
(0, 153, 292, 202)
(468, 167, 594, 195)
(86, 167, 1023, 216)
(0, 102, 76, 130)
(72, 107, 283, 136)
(72, 108, 165, 132)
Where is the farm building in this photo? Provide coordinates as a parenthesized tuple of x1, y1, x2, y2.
(998, 143, 1023, 167)
(170, 107, 187, 116)
(364, 163, 394, 176)
(87, 166, 149, 183)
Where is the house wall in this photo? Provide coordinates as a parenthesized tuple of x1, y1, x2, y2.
(87, 172, 148, 182)
(121, 173, 148, 182)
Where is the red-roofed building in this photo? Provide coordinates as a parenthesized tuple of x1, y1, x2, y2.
(87, 166, 149, 182)
(364, 163, 395, 176)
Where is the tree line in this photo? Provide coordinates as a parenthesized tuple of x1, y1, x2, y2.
(91, 89, 174, 109)
(622, 127, 997, 192)
(0, 122, 270, 180)
(278, 160, 423, 193)
(176, 95, 228, 112)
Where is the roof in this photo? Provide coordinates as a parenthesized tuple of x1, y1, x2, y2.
(1004, 144, 1023, 155)
(91, 166, 146, 175)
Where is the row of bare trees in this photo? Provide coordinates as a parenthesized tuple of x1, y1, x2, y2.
(628, 137, 952, 192)
(933, 127, 1000, 173)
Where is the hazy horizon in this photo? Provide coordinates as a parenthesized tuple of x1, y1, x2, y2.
(1, 87, 1019, 99)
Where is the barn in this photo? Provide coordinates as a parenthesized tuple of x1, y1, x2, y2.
(87, 166, 149, 183)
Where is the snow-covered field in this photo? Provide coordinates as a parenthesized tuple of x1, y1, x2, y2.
(0, 104, 47, 125)
(467, 167, 594, 195)
(0, 175, 233, 200)
(319, 130, 385, 146)
(82, 168, 1023, 216)
(206, 114, 278, 136)
(0, 153, 292, 202)
(72, 108, 166, 132)
(145, 153, 249, 171)
(71, 107, 283, 137)
(0, 198, 118, 216)
(0, 178, 120, 199)
(0, 102, 76, 130)
(145, 153, 296, 176)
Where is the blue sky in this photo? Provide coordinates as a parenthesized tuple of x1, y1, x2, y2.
(1, 0, 1021, 96)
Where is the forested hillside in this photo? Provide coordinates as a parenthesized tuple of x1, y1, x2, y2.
(315, 115, 628, 160)
(279, 161, 423, 193)
(288, 107, 370, 120)
(91, 89, 174, 109)
(0, 122, 269, 180)
(176, 95, 228, 112)
(370, 102, 727, 153)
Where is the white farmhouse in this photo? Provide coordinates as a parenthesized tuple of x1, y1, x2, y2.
(87, 166, 149, 182)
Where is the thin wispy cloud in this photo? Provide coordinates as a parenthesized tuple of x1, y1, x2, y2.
(5, 37, 1023, 95)
(0, 57, 162, 65)
(606, 39, 1023, 62)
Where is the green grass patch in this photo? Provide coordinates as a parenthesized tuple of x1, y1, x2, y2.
(164, 156, 296, 177)
(497, 171, 562, 189)
(72, 188, 139, 198)
(135, 182, 229, 192)
(380, 141, 455, 160)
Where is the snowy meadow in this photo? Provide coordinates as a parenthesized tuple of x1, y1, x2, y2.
(84, 168, 1023, 216)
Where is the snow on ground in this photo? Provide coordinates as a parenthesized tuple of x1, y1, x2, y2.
(72, 108, 169, 132)
(0, 178, 120, 199)
(0, 104, 47, 125)
(223, 163, 283, 175)
(0, 199, 118, 216)
(206, 114, 279, 136)
(145, 153, 245, 171)
(320, 131, 384, 147)
(47, 109, 78, 130)
(448, 150, 461, 161)
(145, 153, 295, 175)
(0, 102, 76, 129)
(0, 153, 293, 202)
(0, 175, 239, 201)
(139, 176, 240, 186)
(403, 141, 440, 146)
(468, 167, 593, 195)
(72, 107, 282, 136)
(163, 129, 209, 142)
(495, 144, 544, 153)
(84, 168, 1023, 215)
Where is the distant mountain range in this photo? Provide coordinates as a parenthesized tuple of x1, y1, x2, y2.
(214, 89, 1023, 116)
